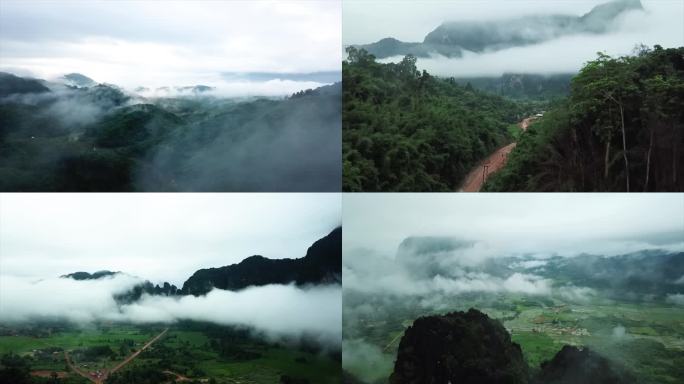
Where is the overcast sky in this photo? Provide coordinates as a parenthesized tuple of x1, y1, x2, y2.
(0, 0, 341, 92)
(343, 194, 684, 259)
(343, 0, 684, 76)
(0, 194, 341, 284)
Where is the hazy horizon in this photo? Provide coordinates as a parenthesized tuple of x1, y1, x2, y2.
(343, 193, 684, 259)
(343, 0, 684, 77)
(0, 0, 341, 95)
(0, 193, 341, 285)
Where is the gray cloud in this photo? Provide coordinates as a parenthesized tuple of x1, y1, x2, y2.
(0, 1, 341, 92)
(343, 194, 684, 258)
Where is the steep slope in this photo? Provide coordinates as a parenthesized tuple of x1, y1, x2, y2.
(0, 74, 340, 192)
(181, 227, 342, 296)
(483, 46, 684, 192)
(343, 48, 524, 191)
(534, 345, 635, 384)
(389, 309, 528, 384)
(0, 72, 50, 97)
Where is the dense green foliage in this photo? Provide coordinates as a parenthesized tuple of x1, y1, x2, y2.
(485, 46, 684, 191)
(342, 48, 524, 191)
(0, 322, 340, 384)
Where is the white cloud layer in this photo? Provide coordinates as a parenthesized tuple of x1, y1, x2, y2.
(346, 0, 684, 76)
(0, 274, 341, 345)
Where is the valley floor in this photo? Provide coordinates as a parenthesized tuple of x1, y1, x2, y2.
(344, 296, 684, 384)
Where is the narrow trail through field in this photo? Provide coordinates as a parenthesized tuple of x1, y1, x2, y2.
(64, 328, 168, 384)
(458, 116, 536, 192)
(163, 370, 191, 381)
(383, 332, 404, 352)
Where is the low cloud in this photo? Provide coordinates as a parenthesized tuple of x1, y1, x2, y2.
(343, 247, 552, 297)
(555, 285, 597, 304)
(0, 274, 341, 346)
(342, 339, 395, 383)
(374, 0, 683, 77)
(666, 293, 684, 306)
(612, 325, 629, 339)
(132, 79, 331, 98)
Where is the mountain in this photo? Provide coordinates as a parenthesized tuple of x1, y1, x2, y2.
(456, 74, 574, 100)
(0, 72, 50, 97)
(61, 73, 96, 88)
(181, 227, 342, 295)
(59, 227, 341, 301)
(396, 236, 474, 279)
(355, 0, 643, 59)
(0, 73, 341, 192)
(534, 345, 635, 384)
(86, 103, 183, 149)
(389, 309, 528, 384)
(388, 309, 635, 384)
(62, 271, 119, 280)
(353, 38, 461, 59)
(540, 250, 684, 298)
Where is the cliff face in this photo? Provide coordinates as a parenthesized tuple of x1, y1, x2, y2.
(389, 309, 528, 384)
(181, 227, 342, 295)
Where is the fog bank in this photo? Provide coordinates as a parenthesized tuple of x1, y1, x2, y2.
(0, 274, 341, 345)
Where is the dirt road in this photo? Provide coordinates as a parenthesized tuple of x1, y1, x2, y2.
(64, 328, 168, 384)
(109, 328, 168, 375)
(458, 116, 536, 192)
(519, 116, 535, 131)
(64, 351, 98, 383)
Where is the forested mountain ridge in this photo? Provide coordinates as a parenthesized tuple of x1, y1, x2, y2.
(61, 227, 342, 300)
(182, 226, 342, 296)
(0, 74, 341, 192)
(456, 74, 573, 101)
(342, 48, 525, 192)
(484, 46, 684, 192)
(389, 310, 635, 384)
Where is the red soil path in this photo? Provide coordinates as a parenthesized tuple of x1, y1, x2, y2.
(64, 328, 168, 384)
(458, 116, 537, 192)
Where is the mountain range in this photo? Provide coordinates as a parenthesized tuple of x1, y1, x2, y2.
(393, 235, 684, 300)
(353, 0, 643, 59)
(0, 71, 342, 192)
(61, 227, 342, 302)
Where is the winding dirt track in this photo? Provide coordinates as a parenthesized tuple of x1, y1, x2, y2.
(64, 328, 168, 384)
(458, 116, 536, 192)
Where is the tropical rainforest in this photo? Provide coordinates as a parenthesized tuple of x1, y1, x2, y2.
(342, 47, 527, 191)
(0, 73, 341, 192)
(342, 45, 684, 192)
(484, 45, 684, 192)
